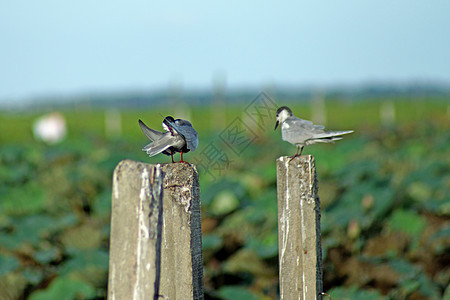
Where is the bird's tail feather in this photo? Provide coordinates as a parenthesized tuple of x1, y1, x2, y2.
(310, 136, 343, 144)
(329, 130, 354, 135)
(144, 143, 172, 157)
(314, 130, 354, 139)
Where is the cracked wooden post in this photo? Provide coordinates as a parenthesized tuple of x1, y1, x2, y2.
(276, 155, 323, 300)
(108, 159, 204, 300)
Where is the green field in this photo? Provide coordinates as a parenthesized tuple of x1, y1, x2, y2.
(0, 97, 449, 299)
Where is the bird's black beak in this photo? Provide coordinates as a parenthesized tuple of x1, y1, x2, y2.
(274, 121, 279, 130)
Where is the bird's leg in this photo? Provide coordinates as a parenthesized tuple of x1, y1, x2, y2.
(170, 150, 175, 163)
(177, 152, 191, 165)
(288, 146, 299, 162)
(289, 146, 304, 162)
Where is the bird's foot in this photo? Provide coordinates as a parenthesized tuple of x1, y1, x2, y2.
(288, 154, 300, 162)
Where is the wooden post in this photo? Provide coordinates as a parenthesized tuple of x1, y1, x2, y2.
(276, 155, 323, 300)
(108, 159, 204, 300)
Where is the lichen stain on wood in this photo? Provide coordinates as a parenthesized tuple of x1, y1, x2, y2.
(161, 163, 198, 214)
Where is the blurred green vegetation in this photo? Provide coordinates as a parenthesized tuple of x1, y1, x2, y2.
(0, 98, 449, 299)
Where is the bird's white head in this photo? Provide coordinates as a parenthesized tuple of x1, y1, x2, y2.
(274, 106, 293, 130)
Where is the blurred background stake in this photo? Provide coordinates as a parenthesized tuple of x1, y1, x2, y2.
(170, 76, 192, 121)
(277, 155, 323, 300)
(105, 109, 122, 138)
(108, 160, 204, 300)
(380, 100, 396, 126)
(312, 89, 326, 126)
(212, 72, 227, 130)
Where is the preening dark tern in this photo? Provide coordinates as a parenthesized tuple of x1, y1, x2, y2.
(139, 116, 198, 163)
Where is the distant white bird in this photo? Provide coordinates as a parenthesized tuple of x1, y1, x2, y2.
(274, 106, 353, 159)
(33, 112, 67, 144)
(139, 116, 198, 163)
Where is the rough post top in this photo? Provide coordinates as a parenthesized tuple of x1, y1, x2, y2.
(114, 159, 199, 190)
(114, 159, 197, 175)
(277, 155, 315, 164)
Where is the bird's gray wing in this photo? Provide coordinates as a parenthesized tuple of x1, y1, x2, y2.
(282, 116, 324, 143)
(139, 119, 164, 141)
(289, 117, 325, 131)
(165, 119, 199, 151)
(142, 133, 183, 157)
(287, 116, 353, 137)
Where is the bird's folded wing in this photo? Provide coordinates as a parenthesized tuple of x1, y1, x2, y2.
(165, 120, 199, 151)
(139, 119, 164, 141)
(180, 127, 199, 151)
(290, 117, 325, 130)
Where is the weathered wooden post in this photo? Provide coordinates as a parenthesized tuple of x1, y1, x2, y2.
(108, 159, 204, 300)
(276, 155, 323, 300)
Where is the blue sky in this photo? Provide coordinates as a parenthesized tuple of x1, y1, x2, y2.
(1, 0, 449, 100)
